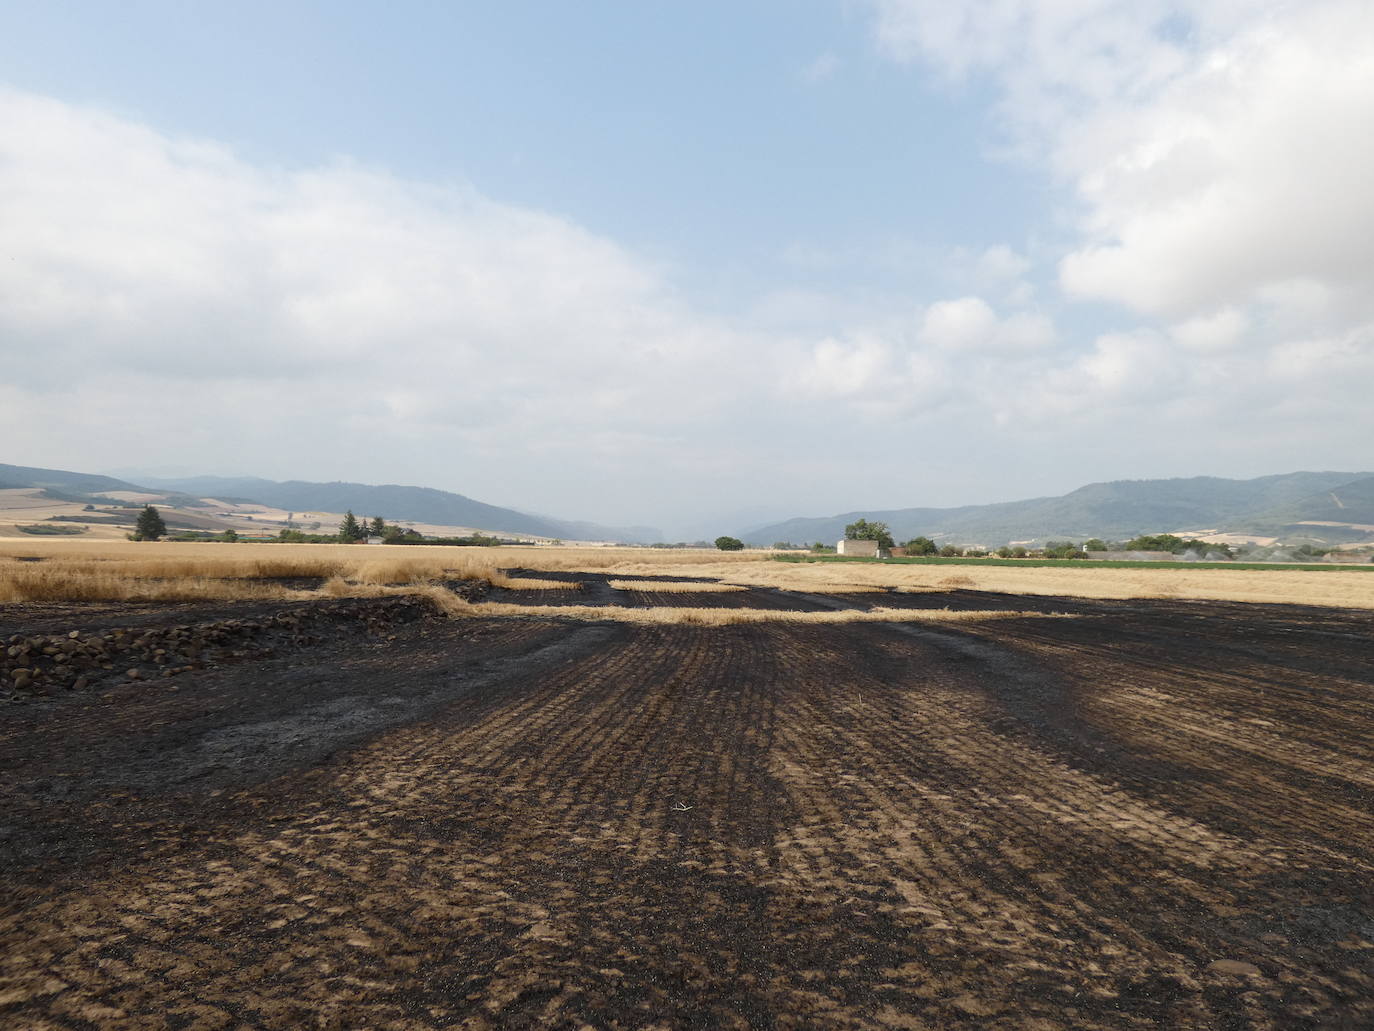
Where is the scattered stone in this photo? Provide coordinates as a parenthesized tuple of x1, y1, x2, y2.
(126, 669, 141, 681)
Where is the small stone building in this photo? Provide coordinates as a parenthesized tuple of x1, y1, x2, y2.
(837, 538, 882, 558)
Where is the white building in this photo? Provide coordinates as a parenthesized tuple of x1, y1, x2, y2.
(837, 538, 881, 558)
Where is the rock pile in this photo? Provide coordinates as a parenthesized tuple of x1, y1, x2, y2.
(3, 596, 440, 700)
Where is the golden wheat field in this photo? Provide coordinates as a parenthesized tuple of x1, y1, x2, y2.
(2, 539, 1373, 611)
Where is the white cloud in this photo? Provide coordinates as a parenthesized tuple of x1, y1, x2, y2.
(861, 0, 1374, 462)
(0, 88, 764, 524)
(865, 2, 1374, 325)
(3, 78, 1372, 530)
(919, 296, 1052, 353)
(802, 52, 842, 82)
(1170, 308, 1247, 352)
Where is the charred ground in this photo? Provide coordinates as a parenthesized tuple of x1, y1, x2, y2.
(1, 574, 1371, 1029)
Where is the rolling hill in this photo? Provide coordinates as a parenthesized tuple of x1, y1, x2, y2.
(130, 475, 661, 543)
(1, 463, 660, 543)
(744, 472, 1374, 547)
(0, 463, 147, 497)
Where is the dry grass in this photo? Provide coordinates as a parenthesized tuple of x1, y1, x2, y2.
(496, 576, 581, 591)
(4, 540, 1373, 609)
(0, 567, 307, 604)
(411, 587, 1071, 626)
(648, 557, 1374, 609)
(0, 542, 506, 604)
(607, 580, 745, 593)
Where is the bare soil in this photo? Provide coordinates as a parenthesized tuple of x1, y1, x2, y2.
(1, 578, 1371, 1029)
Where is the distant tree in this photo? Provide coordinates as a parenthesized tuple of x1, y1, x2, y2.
(368, 516, 387, 539)
(221, 528, 239, 543)
(811, 542, 836, 554)
(845, 518, 895, 549)
(1042, 540, 1080, 559)
(938, 544, 963, 557)
(1123, 533, 1187, 553)
(1009, 545, 1028, 558)
(714, 535, 745, 551)
(1083, 538, 1108, 552)
(133, 505, 167, 541)
(903, 536, 937, 556)
(82, 503, 95, 512)
(339, 510, 364, 542)
(996, 546, 1013, 558)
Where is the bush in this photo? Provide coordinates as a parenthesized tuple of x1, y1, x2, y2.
(16, 523, 84, 536)
(1042, 541, 1080, 559)
(714, 536, 745, 551)
(903, 536, 937, 556)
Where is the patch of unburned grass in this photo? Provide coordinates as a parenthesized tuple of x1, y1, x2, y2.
(494, 576, 580, 590)
(607, 580, 745, 593)
(411, 587, 1071, 626)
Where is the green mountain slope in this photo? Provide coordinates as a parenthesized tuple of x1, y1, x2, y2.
(744, 472, 1374, 546)
(1249, 476, 1374, 528)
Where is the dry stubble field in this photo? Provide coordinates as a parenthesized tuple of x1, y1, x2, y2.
(1, 542, 1372, 1029)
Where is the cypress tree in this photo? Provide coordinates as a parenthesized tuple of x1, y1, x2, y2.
(134, 505, 167, 541)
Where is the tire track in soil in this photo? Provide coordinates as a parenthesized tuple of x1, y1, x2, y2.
(1, 604, 1371, 1028)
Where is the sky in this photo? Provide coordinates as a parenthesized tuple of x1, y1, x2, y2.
(2, 1, 1371, 539)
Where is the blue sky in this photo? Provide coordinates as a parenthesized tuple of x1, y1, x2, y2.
(2, 3, 1040, 295)
(2, 2, 1372, 537)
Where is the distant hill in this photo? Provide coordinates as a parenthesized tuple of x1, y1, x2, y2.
(744, 472, 1374, 547)
(0, 462, 146, 497)
(1249, 476, 1374, 527)
(135, 475, 661, 543)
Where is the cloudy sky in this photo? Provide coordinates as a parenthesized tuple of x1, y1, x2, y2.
(2, 1, 1371, 537)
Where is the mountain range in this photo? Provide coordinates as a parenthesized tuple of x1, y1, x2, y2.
(7, 462, 1374, 548)
(742, 471, 1374, 547)
(0, 464, 660, 543)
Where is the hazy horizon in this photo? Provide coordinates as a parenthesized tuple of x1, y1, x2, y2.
(4, 2, 1371, 536)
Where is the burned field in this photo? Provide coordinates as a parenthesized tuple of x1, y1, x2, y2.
(1, 578, 1372, 1029)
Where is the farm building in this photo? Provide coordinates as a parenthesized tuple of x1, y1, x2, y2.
(837, 538, 887, 558)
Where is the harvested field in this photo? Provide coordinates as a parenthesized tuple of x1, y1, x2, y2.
(2, 576, 1371, 1029)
